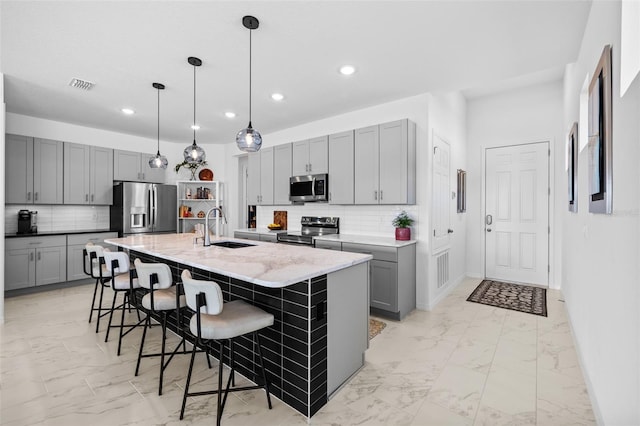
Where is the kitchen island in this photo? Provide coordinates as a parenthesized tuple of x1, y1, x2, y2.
(105, 233, 371, 418)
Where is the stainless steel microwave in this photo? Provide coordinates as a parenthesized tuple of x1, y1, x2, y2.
(289, 174, 328, 202)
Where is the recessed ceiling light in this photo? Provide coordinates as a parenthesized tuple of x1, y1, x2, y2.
(339, 65, 356, 76)
(191, 124, 200, 130)
(121, 108, 135, 115)
(271, 93, 284, 101)
(225, 112, 236, 119)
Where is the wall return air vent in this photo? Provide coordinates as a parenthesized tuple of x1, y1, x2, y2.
(68, 78, 95, 90)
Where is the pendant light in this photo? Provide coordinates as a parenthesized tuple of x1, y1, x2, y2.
(183, 56, 206, 164)
(149, 82, 168, 169)
(236, 15, 262, 152)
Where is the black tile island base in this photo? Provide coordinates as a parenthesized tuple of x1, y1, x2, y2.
(106, 234, 370, 419)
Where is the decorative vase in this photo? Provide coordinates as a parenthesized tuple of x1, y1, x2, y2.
(395, 227, 411, 241)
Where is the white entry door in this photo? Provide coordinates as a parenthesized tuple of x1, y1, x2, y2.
(485, 142, 549, 286)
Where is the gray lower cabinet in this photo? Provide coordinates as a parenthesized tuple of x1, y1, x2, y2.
(315, 239, 342, 251)
(5, 236, 67, 290)
(259, 234, 278, 243)
(67, 232, 118, 281)
(341, 241, 416, 320)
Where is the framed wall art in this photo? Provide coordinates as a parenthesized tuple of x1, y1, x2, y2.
(588, 44, 613, 214)
(568, 122, 578, 212)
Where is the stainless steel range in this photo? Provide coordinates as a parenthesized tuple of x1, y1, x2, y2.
(277, 216, 339, 245)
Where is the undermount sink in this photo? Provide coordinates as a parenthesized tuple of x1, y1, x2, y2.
(209, 241, 255, 249)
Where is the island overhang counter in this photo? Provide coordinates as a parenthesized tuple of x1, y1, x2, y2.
(105, 233, 371, 418)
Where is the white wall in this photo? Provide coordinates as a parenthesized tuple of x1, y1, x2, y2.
(466, 80, 564, 288)
(562, 1, 640, 424)
(426, 92, 468, 307)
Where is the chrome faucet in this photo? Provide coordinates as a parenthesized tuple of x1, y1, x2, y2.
(203, 207, 227, 247)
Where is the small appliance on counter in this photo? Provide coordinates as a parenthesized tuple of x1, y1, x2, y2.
(17, 210, 38, 234)
(277, 216, 339, 245)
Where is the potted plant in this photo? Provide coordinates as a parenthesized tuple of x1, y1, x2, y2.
(392, 210, 414, 241)
(174, 160, 207, 181)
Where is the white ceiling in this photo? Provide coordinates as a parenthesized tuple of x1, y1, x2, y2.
(1, 1, 591, 145)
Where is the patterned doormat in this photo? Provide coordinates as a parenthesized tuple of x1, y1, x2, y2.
(369, 318, 386, 339)
(467, 280, 547, 317)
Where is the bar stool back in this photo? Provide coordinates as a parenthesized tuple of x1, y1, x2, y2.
(180, 270, 273, 425)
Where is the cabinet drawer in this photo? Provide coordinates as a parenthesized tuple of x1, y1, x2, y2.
(315, 239, 342, 251)
(234, 231, 260, 241)
(341, 242, 397, 262)
(6, 235, 67, 250)
(67, 232, 118, 246)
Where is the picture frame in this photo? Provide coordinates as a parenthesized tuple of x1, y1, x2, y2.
(588, 44, 613, 214)
(457, 169, 466, 213)
(568, 122, 578, 212)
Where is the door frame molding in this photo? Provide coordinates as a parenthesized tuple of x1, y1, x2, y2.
(481, 139, 555, 288)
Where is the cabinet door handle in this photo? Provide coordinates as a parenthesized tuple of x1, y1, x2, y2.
(27, 192, 31, 201)
(37, 252, 41, 261)
(85, 194, 89, 202)
(309, 163, 312, 172)
(374, 190, 378, 200)
(141, 173, 145, 180)
(380, 190, 383, 200)
(91, 194, 94, 202)
(34, 192, 38, 201)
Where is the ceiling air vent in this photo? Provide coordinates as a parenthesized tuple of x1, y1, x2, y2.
(68, 78, 95, 90)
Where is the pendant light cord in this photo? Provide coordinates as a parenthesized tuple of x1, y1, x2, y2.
(249, 27, 252, 126)
(193, 64, 197, 142)
(157, 87, 160, 155)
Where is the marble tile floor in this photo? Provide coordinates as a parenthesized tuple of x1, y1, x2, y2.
(0, 277, 596, 425)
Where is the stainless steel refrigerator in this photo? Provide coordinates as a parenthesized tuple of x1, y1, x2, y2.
(110, 182, 177, 236)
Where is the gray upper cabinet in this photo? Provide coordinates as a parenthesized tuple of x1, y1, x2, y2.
(5, 134, 63, 204)
(64, 143, 113, 205)
(354, 125, 380, 204)
(354, 119, 416, 205)
(273, 143, 292, 205)
(292, 136, 328, 175)
(113, 149, 165, 183)
(328, 130, 355, 204)
(90, 146, 114, 205)
(247, 147, 274, 205)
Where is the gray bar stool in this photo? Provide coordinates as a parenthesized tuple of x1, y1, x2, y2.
(134, 258, 188, 395)
(179, 270, 273, 425)
(103, 251, 143, 356)
(83, 243, 111, 333)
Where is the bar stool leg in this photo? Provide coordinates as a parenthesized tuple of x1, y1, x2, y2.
(88, 279, 99, 323)
(217, 340, 225, 426)
(104, 290, 119, 342)
(95, 282, 106, 333)
(135, 315, 150, 376)
(255, 332, 273, 409)
(159, 312, 167, 396)
(179, 341, 199, 420)
(117, 291, 129, 356)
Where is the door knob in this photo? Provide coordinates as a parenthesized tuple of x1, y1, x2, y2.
(447, 229, 454, 233)
(486, 228, 492, 232)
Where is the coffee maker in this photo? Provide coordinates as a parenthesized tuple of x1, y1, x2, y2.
(18, 210, 37, 234)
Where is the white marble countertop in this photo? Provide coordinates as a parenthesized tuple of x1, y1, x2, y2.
(314, 234, 417, 248)
(105, 233, 371, 288)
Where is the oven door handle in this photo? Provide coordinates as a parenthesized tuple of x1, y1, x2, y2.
(312, 177, 316, 197)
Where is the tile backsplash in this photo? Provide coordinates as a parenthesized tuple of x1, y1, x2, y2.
(4, 205, 110, 234)
(256, 204, 420, 238)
